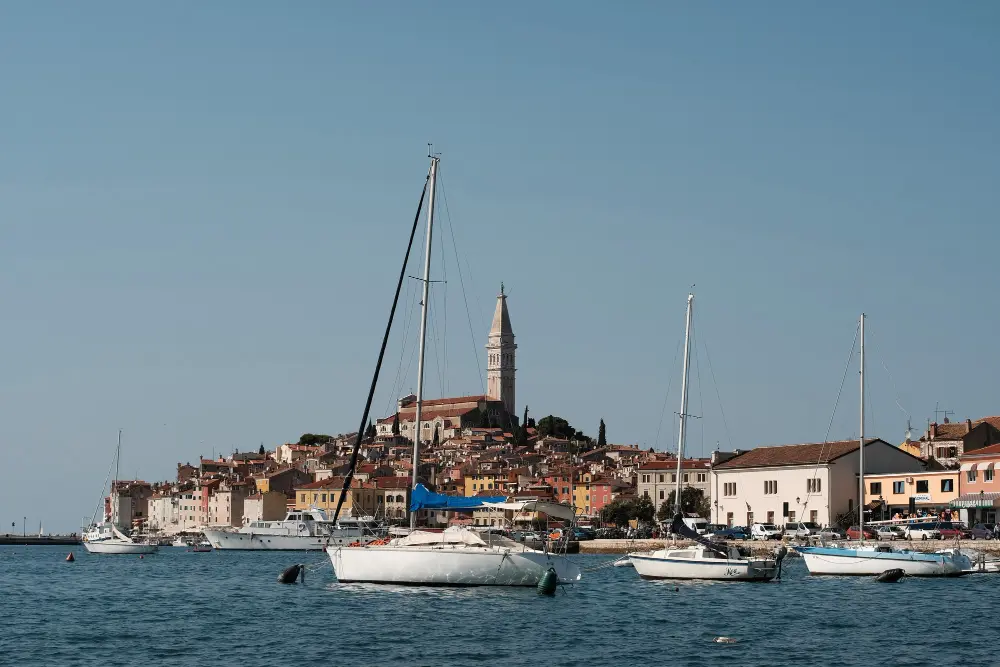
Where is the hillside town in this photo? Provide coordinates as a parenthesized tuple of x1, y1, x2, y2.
(104, 291, 1000, 537)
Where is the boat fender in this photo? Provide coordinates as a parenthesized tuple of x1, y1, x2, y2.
(714, 637, 738, 644)
(66, 552, 75, 562)
(537, 567, 558, 595)
(874, 568, 905, 583)
(139, 555, 144, 559)
(278, 564, 302, 584)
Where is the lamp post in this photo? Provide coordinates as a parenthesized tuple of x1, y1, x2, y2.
(22, 516, 26, 538)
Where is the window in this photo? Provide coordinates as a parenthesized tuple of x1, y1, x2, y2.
(300, 494, 306, 503)
(321, 493, 327, 502)
(968, 470, 978, 483)
(941, 479, 954, 493)
(658, 474, 664, 483)
(726, 512, 734, 527)
(870, 482, 882, 495)
(659, 490, 664, 500)
(671, 473, 677, 483)
(683, 473, 689, 483)
(916, 480, 929, 493)
(788, 511, 796, 522)
(766, 511, 774, 524)
(642, 474, 650, 483)
(810, 510, 818, 524)
(807, 478, 821, 493)
(643, 490, 649, 498)
(892, 481, 904, 494)
(987, 469, 995, 482)
(723, 482, 736, 497)
(697, 473, 706, 483)
(764, 480, 777, 495)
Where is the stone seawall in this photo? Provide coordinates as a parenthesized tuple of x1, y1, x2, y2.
(580, 538, 1000, 555)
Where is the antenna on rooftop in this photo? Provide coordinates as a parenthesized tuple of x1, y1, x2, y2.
(933, 402, 954, 424)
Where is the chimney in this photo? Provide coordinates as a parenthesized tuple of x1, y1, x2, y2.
(929, 423, 937, 440)
(966, 418, 973, 434)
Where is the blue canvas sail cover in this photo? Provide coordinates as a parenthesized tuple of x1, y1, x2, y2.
(409, 483, 506, 513)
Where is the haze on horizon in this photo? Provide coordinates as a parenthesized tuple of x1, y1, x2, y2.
(1, 2, 997, 532)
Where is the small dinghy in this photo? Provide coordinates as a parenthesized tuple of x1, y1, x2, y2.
(874, 568, 905, 583)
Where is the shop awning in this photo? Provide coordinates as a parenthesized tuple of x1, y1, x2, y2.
(960, 462, 979, 472)
(949, 492, 1000, 509)
(986, 462, 996, 471)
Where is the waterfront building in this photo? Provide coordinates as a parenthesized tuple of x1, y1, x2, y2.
(207, 480, 252, 527)
(861, 469, 961, 519)
(636, 459, 711, 513)
(572, 473, 615, 518)
(293, 477, 379, 518)
(710, 439, 925, 528)
(951, 443, 1000, 525)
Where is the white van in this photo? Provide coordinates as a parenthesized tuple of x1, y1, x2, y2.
(751, 523, 782, 540)
(682, 517, 709, 535)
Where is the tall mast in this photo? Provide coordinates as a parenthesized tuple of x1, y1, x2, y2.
(859, 314, 866, 540)
(410, 154, 439, 530)
(673, 293, 694, 516)
(113, 429, 122, 526)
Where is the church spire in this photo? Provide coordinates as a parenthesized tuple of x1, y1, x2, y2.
(486, 285, 516, 416)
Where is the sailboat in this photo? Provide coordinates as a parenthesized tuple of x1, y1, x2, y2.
(796, 315, 970, 576)
(326, 154, 581, 586)
(627, 294, 782, 581)
(82, 430, 158, 555)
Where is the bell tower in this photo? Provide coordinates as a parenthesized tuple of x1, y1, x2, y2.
(486, 284, 516, 417)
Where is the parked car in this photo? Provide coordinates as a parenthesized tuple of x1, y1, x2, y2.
(783, 522, 822, 539)
(572, 528, 595, 541)
(750, 523, 782, 540)
(711, 526, 748, 540)
(846, 525, 877, 540)
(936, 522, 971, 540)
(705, 524, 728, 534)
(903, 523, 941, 540)
(970, 523, 996, 540)
(874, 525, 901, 541)
(819, 526, 846, 541)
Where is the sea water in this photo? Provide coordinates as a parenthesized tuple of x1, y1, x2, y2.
(1, 546, 997, 667)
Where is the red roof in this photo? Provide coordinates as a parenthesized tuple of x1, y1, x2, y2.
(714, 439, 888, 469)
(638, 459, 710, 471)
(963, 443, 1000, 458)
(374, 476, 411, 489)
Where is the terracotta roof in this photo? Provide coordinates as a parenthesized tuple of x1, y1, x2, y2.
(374, 476, 411, 489)
(638, 459, 710, 471)
(714, 439, 887, 470)
(963, 443, 1000, 458)
(296, 477, 367, 490)
(921, 422, 974, 441)
(975, 416, 1000, 430)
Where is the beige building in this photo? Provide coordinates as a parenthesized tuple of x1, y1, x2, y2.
(243, 491, 289, 524)
(207, 481, 251, 527)
(637, 460, 711, 511)
(711, 439, 926, 528)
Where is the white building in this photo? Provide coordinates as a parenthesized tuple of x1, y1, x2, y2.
(710, 439, 926, 528)
(637, 459, 712, 510)
(147, 494, 180, 533)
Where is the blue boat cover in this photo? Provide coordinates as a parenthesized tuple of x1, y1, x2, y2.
(409, 483, 506, 512)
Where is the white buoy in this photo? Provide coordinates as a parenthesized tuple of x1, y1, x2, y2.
(714, 637, 738, 644)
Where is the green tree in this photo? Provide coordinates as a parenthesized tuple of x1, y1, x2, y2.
(298, 433, 333, 447)
(656, 500, 672, 523)
(432, 425, 440, 447)
(364, 420, 376, 440)
(538, 415, 588, 440)
(597, 419, 607, 448)
(599, 498, 634, 527)
(666, 487, 711, 518)
(391, 413, 400, 436)
(258, 443, 265, 456)
(635, 494, 656, 523)
(522, 405, 528, 429)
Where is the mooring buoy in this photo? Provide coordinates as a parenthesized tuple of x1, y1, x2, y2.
(278, 563, 303, 584)
(874, 568, 904, 583)
(537, 567, 558, 595)
(714, 636, 738, 644)
(66, 552, 75, 562)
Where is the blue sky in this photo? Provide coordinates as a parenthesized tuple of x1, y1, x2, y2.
(2, 2, 998, 531)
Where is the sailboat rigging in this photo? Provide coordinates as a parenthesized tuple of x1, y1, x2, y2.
(327, 154, 581, 586)
(797, 315, 971, 576)
(627, 293, 783, 581)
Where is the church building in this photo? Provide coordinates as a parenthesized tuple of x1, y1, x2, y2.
(376, 286, 518, 444)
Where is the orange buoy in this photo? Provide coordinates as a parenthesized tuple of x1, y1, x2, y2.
(139, 555, 144, 559)
(66, 552, 75, 562)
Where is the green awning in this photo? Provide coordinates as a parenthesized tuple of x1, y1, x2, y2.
(950, 492, 1000, 509)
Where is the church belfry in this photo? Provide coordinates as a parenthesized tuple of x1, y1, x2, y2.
(486, 283, 516, 417)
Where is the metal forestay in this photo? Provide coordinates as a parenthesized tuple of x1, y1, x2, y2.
(331, 177, 429, 524)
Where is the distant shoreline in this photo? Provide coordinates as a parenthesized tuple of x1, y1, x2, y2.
(0, 535, 81, 546)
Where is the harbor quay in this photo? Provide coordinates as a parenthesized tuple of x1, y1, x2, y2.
(580, 538, 1000, 556)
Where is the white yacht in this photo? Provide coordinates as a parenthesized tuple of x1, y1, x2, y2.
(203, 509, 378, 551)
(83, 522, 158, 555)
(625, 294, 781, 582)
(630, 543, 780, 581)
(82, 429, 159, 555)
(329, 504, 582, 586)
(797, 315, 971, 577)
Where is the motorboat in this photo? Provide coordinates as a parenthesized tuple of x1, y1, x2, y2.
(629, 543, 781, 581)
(797, 543, 970, 576)
(203, 508, 380, 550)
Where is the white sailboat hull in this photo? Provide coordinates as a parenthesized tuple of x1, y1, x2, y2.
(83, 541, 158, 555)
(328, 545, 582, 586)
(797, 546, 971, 576)
(629, 551, 777, 581)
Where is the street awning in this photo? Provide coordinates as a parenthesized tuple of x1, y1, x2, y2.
(949, 492, 1000, 509)
(961, 462, 979, 472)
(987, 462, 996, 471)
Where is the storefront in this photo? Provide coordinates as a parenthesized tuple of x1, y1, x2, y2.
(949, 491, 1000, 525)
